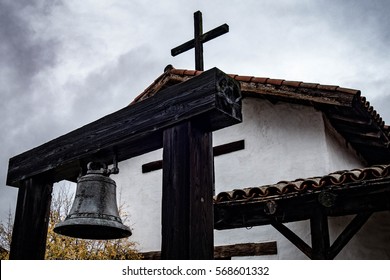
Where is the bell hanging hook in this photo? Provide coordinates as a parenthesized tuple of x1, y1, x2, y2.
(107, 154, 119, 176)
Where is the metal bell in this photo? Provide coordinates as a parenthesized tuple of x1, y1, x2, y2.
(54, 162, 132, 239)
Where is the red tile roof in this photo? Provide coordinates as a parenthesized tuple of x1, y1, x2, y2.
(214, 164, 390, 204)
(214, 163, 390, 230)
(133, 66, 361, 104)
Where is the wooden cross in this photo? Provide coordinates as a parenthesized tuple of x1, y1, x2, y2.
(171, 11, 229, 71)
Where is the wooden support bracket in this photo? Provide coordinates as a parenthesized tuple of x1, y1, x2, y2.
(270, 210, 373, 260)
(271, 221, 312, 259)
(328, 212, 372, 259)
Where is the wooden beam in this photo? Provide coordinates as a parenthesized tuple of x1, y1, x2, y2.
(9, 176, 53, 259)
(161, 121, 214, 259)
(345, 137, 389, 148)
(326, 114, 372, 127)
(271, 221, 312, 259)
(142, 160, 163, 173)
(171, 24, 229, 57)
(7, 68, 241, 187)
(213, 139, 245, 157)
(142, 139, 245, 173)
(141, 241, 277, 260)
(328, 212, 372, 259)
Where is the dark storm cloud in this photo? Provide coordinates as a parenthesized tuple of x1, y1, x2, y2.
(0, 1, 59, 93)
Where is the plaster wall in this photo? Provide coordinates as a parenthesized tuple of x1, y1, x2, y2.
(115, 97, 389, 259)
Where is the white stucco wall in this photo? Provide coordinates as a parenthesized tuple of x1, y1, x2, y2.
(114, 97, 389, 259)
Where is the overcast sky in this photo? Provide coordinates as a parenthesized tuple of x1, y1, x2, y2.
(1, 0, 390, 223)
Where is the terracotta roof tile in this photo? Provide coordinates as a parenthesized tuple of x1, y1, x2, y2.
(140, 66, 364, 102)
(183, 69, 202, 76)
(250, 77, 269, 84)
(359, 96, 387, 130)
(234, 75, 255, 82)
(171, 69, 187, 75)
(214, 164, 390, 204)
(316, 84, 339, 91)
(281, 80, 302, 87)
(336, 87, 360, 95)
(228, 74, 239, 80)
(299, 82, 320, 89)
(267, 78, 285, 86)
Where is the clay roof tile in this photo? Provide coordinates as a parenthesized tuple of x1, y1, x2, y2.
(234, 75, 254, 82)
(316, 84, 340, 91)
(267, 79, 285, 86)
(250, 77, 269, 84)
(281, 80, 302, 87)
(214, 164, 390, 203)
(299, 82, 320, 89)
(337, 87, 361, 95)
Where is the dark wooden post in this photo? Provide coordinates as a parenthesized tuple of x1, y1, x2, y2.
(161, 121, 214, 259)
(310, 208, 330, 260)
(194, 11, 204, 71)
(9, 176, 53, 259)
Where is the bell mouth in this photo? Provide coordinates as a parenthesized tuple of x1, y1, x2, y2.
(54, 218, 132, 240)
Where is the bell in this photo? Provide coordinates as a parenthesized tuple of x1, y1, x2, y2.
(54, 162, 132, 239)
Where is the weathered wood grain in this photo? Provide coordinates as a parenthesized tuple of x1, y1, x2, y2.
(9, 176, 53, 259)
(161, 121, 214, 259)
(141, 241, 277, 260)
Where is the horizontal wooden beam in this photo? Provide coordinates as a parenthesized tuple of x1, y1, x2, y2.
(7, 68, 241, 187)
(326, 114, 372, 127)
(141, 241, 277, 260)
(142, 139, 245, 173)
(171, 24, 229, 56)
(213, 139, 245, 157)
(347, 137, 389, 148)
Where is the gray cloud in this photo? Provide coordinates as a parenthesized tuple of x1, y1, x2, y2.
(0, 1, 59, 93)
(0, 0, 62, 218)
(62, 46, 164, 127)
(0, 0, 60, 147)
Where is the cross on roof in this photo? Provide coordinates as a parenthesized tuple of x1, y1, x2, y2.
(171, 11, 229, 71)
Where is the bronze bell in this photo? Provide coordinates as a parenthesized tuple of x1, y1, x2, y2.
(54, 162, 132, 239)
